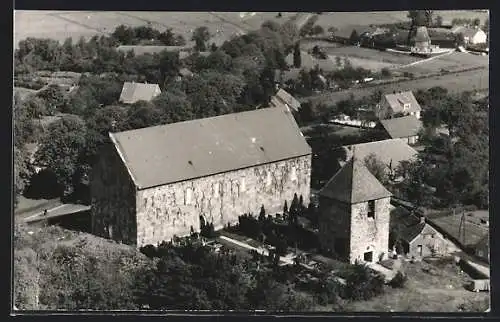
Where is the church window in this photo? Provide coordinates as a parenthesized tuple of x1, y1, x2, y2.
(368, 200, 375, 218)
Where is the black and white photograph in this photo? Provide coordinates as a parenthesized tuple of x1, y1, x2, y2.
(13, 9, 490, 313)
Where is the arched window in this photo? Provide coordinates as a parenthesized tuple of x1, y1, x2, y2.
(185, 188, 193, 205)
(240, 177, 246, 192)
(290, 166, 297, 182)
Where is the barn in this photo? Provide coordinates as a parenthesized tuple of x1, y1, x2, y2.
(91, 107, 312, 247)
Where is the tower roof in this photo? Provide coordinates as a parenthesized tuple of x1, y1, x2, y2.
(319, 149, 392, 203)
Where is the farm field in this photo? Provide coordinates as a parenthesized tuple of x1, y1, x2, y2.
(314, 10, 488, 32)
(324, 46, 421, 66)
(303, 68, 489, 106)
(14, 11, 296, 48)
(14, 87, 38, 101)
(396, 52, 489, 76)
(429, 214, 488, 247)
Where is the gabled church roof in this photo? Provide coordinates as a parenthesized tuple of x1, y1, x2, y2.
(319, 149, 392, 204)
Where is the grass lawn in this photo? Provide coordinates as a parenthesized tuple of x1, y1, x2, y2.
(343, 257, 489, 312)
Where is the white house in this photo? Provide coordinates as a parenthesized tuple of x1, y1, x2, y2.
(451, 26, 487, 45)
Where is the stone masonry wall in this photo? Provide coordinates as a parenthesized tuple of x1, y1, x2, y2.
(91, 144, 137, 245)
(135, 155, 312, 247)
(318, 198, 351, 258)
(349, 197, 391, 264)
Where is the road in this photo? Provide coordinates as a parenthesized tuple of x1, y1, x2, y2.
(219, 235, 295, 265)
(295, 13, 316, 30)
(301, 68, 489, 106)
(20, 204, 91, 223)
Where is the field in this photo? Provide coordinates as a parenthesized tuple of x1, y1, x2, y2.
(429, 214, 488, 248)
(313, 10, 488, 32)
(396, 52, 489, 76)
(304, 68, 489, 106)
(14, 87, 38, 101)
(14, 11, 297, 47)
(343, 258, 489, 312)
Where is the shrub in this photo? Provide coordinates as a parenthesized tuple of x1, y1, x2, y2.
(388, 271, 407, 288)
(341, 263, 385, 301)
(381, 67, 391, 78)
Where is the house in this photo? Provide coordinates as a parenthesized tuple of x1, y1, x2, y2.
(91, 107, 312, 247)
(376, 91, 422, 120)
(342, 139, 418, 176)
(175, 68, 194, 82)
(269, 88, 301, 112)
(376, 115, 423, 145)
(318, 149, 392, 264)
(390, 206, 456, 258)
(474, 235, 489, 263)
(427, 210, 489, 258)
(451, 26, 487, 45)
(118, 82, 161, 104)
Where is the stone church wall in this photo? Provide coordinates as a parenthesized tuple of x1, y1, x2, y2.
(135, 154, 311, 247)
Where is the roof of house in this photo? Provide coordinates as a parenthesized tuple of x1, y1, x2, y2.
(178, 68, 194, 77)
(319, 150, 392, 203)
(109, 107, 311, 189)
(119, 82, 161, 104)
(451, 26, 485, 38)
(379, 115, 423, 139)
(343, 139, 418, 169)
(272, 89, 301, 112)
(390, 206, 427, 243)
(414, 26, 431, 43)
(383, 91, 422, 114)
(116, 45, 189, 56)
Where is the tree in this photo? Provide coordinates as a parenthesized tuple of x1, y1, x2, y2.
(349, 29, 360, 45)
(436, 15, 443, 27)
(283, 200, 288, 214)
(381, 67, 391, 78)
(258, 205, 266, 222)
(311, 25, 324, 35)
(293, 42, 301, 68)
(210, 43, 218, 52)
(335, 56, 342, 68)
(14, 146, 33, 207)
(34, 115, 88, 196)
(111, 25, 136, 44)
(192, 26, 211, 52)
(455, 33, 466, 47)
(37, 84, 66, 114)
(364, 153, 388, 184)
(483, 18, 489, 31)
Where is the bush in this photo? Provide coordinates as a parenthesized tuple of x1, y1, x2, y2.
(341, 263, 385, 301)
(381, 67, 391, 78)
(388, 271, 407, 288)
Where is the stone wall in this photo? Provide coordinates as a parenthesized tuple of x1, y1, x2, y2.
(135, 155, 312, 247)
(318, 198, 351, 259)
(349, 197, 391, 264)
(91, 144, 137, 245)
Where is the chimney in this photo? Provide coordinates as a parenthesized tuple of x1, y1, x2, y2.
(420, 215, 426, 224)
